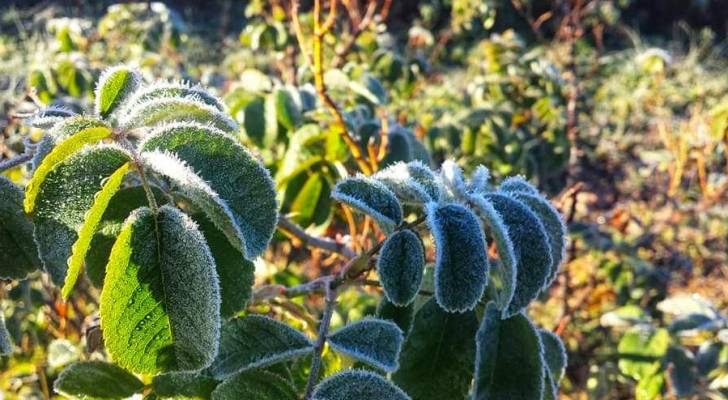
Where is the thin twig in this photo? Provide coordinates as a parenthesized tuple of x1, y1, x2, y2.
(0, 152, 33, 171)
(278, 215, 357, 258)
(303, 280, 337, 400)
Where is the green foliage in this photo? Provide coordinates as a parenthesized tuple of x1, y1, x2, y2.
(209, 315, 313, 379)
(0, 176, 40, 280)
(312, 369, 411, 400)
(539, 329, 567, 399)
(328, 318, 404, 372)
(426, 202, 488, 312)
(376, 229, 425, 306)
(376, 298, 415, 338)
(393, 298, 478, 400)
(53, 361, 144, 399)
(472, 302, 544, 400)
(100, 206, 220, 374)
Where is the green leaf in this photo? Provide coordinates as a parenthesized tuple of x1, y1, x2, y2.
(472, 303, 545, 400)
(152, 371, 220, 399)
(426, 202, 488, 312)
(376, 297, 415, 337)
(100, 206, 220, 374)
(121, 97, 238, 134)
(194, 214, 255, 319)
(30, 106, 76, 129)
(209, 315, 313, 379)
(313, 369, 410, 400)
(393, 298, 478, 400)
(483, 193, 552, 317)
(241, 97, 267, 146)
(85, 186, 167, 287)
(211, 370, 298, 400)
(617, 328, 669, 380)
(53, 361, 144, 399)
(125, 81, 226, 113)
(62, 162, 130, 298)
(328, 318, 404, 372)
(141, 122, 278, 259)
(25, 122, 112, 213)
(31, 145, 131, 285)
(95, 65, 141, 118)
(264, 92, 280, 145)
(274, 87, 302, 131)
(539, 329, 567, 398)
(664, 346, 696, 397)
(507, 191, 566, 289)
(350, 75, 388, 105)
(0, 176, 40, 280)
(332, 175, 403, 230)
(373, 161, 441, 204)
(467, 195, 516, 313)
(0, 314, 12, 355)
(377, 229, 425, 306)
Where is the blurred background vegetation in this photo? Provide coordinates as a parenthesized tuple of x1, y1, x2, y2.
(1, 0, 728, 399)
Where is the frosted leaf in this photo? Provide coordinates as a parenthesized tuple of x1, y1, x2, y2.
(372, 161, 441, 204)
(209, 315, 313, 379)
(100, 206, 221, 374)
(121, 96, 238, 134)
(31, 145, 131, 285)
(332, 175, 403, 230)
(439, 159, 468, 199)
(377, 229, 425, 306)
(313, 369, 411, 400)
(0, 176, 40, 280)
(211, 370, 297, 400)
(141, 122, 277, 259)
(483, 193, 552, 317)
(328, 318, 404, 372)
(124, 80, 226, 113)
(53, 361, 144, 399)
(152, 371, 220, 399)
(426, 202, 488, 312)
(376, 297, 415, 337)
(94, 65, 142, 118)
(472, 303, 545, 400)
(499, 175, 538, 195)
(469, 165, 492, 193)
(392, 298, 478, 400)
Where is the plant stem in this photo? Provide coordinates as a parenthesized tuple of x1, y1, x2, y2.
(278, 215, 356, 258)
(303, 280, 338, 400)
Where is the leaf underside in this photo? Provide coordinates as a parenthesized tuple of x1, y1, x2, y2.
(332, 175, 403, 230)
(377, 229, 425, 306)
(211, 370, 298, 400)
(328, 318, 404, 372)
(313, 369, 411, 400)
(53, 361, 144, 399)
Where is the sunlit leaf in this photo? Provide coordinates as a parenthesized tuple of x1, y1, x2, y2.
(94, 65, 141, 118)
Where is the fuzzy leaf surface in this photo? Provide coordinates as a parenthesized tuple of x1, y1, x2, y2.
(61, 162, 130, 298)
(539, 329, 567, 399)
(122, 97, 238, 134)
(152, 371, 220, 399)
(377, 229, 425, 306)
(483, 193, 552, 316)
(392, 298, 478, 400)
(427, 202, 489, 312)
(31, 145, 130, 285)
(53, 361, 144, 399)
(313, 369, 411, 400)
(100, 206, 220, 374)
(472, 303, 545, 400)
(332, 175, 403, 229)
(209, 315, 313, 379)
(141, 123, 277, 259)
(328, 318, 404, 372)
(95, 65, 141, 118)
(0, 176, 40, 280)
(373, 161, 440, 204)
(376, 297, 415, 337)
(211, 370, 298, 400)
(126, 81, 226, 112)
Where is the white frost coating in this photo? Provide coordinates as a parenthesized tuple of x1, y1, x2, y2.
(312, 369, 412, 400)
(373, 162, 433, 204)
(440, 159, 469, 199)
(469, 165, 491, 193)
(119, 95, 238, 134)
(122, 79, 227, 113)
(499, 175, 538, 194)
(141, 150, 246, 255)
(327, 318, 404, 372)
(94, 65, 142, 116)
(30, 106, 77, 129)
(332, 174, 403, 230)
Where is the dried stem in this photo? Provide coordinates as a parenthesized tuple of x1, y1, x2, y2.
(0, 152, 33, 171)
